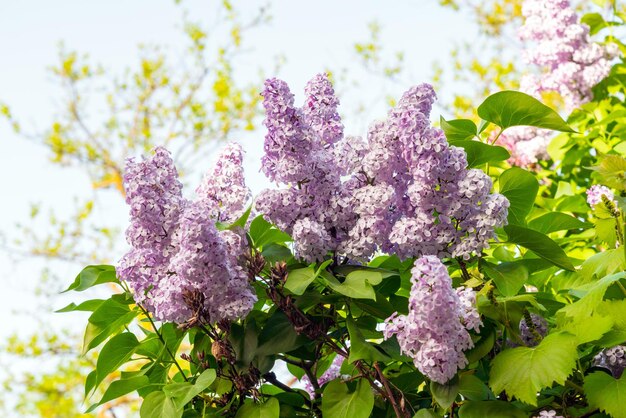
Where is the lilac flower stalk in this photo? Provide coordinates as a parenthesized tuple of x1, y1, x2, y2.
(383, 256, 478, 383)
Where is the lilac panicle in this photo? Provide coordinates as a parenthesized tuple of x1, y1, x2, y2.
(384, 256, 478, 383)
(258, 75, 509, 263)
(117, 144, 256, 324)
(303, 73, 344, 146)
(195, 142, 251, 223)
(498, 0, 616, 167)
(586, 184, 615, 207)
(593, 345, 626, 378)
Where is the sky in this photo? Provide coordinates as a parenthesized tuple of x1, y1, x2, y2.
(0, 0, 478, 413)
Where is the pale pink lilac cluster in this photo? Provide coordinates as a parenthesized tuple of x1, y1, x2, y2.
(586, 184, 615, 207)
(257, 74, 509, 262)
(498, 0, 616, 167)
(519, 0, 615, 111)
(383, 256, 481, 383)
(300, 353, 345, 398)
(117, 145, 256, 324)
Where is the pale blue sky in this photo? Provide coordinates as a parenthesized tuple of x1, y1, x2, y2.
(0, 1, 478, 412)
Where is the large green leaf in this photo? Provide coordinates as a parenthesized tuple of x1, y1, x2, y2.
(457, 401, 526, 418)
(235, 398, 280, 418)
(499, 168, 539, 225)
(477, 91, 574, 132)
(140, 391, 180, 418)
(321, 380, 374, 418)
(489, 332, 578, 405)
(430, 378, 459, 409)
(482, 262, 528, 297)
(585, 372, 626, 418)
(558, 272, 626, 321)
(257, 311, 307, 356)
(56, 299, 105, 313)
(83, 297, 138, 353)
(249, 216, 292, 249)
(458, 374, 489, 401)
(284, 266, 316, 295)
(163, 369, 216, 409)
(88, 375, 150, 411)
(441, 117, 477, 141)
(346, 317, 389, 363)
(94, 333, 140, 392)
(450, 140, 510, 168)
(504, 225, 575, 271)
(63, 265, 119, 292)
(527, 212, 592, 234)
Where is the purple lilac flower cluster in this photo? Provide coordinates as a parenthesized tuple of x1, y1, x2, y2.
(383, 256, 481, 383)
(586, 184, 615, 207)
(257, 74, 509, 262)
(117, 145, 256, 324)
(497, 0, 616, 167)
(300, 353, 345, 398)
(593, 345, 626, 378)
(519, 313, 549, 347)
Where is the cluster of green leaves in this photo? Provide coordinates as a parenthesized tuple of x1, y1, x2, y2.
(63, 86, 626, 418)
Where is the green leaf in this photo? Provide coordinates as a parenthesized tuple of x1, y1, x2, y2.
(527, 212, 592, 234)
(94, 333, 140, 392)
(450, 140, 510, 168)
(321, 380, 374, 418)
(482, 262, 528, 297)
(56, 299, 104, 313)
(346, 317, 389, 363)
(63, 265, 119, 292)
(83, 297, 138, 353)
(90, 375, 150, 410)
(413, 410, 439, 418)
(163, 369, 216, 409)
(324, 270, 388, 300)
(504, 225, 575, 271)
(430, 377, 459, 409)
(585, 371, 626, 418)
(458, 374, 489, 401)
(284, 266, 316, 295)
(235, 398, 280, 418)
(257, 311, 307, 356)
(499, 168, 539, 225)
(559, 314, 613, 344)
(457, 401, 526, 418)
(441, 117, 477, 141)
(140, 391, 180, 418)
(249, 216, 291, 249)
(582, 12, 608, 35)
(465, 327, 496, 364)
(593, 155, 626, 191)
(228, 205, 252, 230)
(558, 272, 626, 321)
(477, 91, 574, 132)
(489, 332, 578, 405)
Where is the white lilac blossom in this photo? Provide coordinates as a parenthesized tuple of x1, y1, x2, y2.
(497, 0, 615, 167)
(258, 75, 509, 262)
(117, 145, 256, 324)
(586, 184, 615, 207)
(383, 256, 478, 383)
(533, 411, 564, 418)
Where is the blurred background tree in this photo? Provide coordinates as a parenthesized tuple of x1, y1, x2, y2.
(0, 1, 269, 415)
